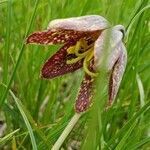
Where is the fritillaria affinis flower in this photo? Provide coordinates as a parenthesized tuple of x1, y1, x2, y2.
(26, 15, 127, 113)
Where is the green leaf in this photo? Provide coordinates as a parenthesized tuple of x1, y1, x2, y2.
(7, 87, 38, 150)
(115, 121, 137, 150)
(0, 129, 19, 145)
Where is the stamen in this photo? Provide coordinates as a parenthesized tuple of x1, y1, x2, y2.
(85, 48, 93, 61)
(67, 45, 76, 54)
(75, 39, 93, 57)
(66, 39, 88, 64)
(66, 47, 92, 65)
(83, 51, 98, 77)
(66, 38, 98, 77)
(74, 40, 81, 54)
(80, 38, 88, 48)
(66, 56, 84, 64)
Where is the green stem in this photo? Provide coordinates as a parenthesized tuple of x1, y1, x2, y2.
(52, 113, 82, 150)
(0, 0, 40, 107)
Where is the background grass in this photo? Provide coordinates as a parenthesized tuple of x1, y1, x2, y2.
(0, 0, 149, 149)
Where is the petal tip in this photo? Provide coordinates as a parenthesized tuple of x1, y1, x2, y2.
(40, 68, 49, 79)
(26, 33, 36, 44)
(25, 37, 31, 44)
(40, 72, 44, 79)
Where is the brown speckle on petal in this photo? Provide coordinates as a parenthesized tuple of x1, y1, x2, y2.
(41, 42, 83, 79)
(108, 43, 127, 104)
(75, 75, 93, 113)
(26, 29, 89, 45)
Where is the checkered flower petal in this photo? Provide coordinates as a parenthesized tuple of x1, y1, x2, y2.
(41, 42, 83, 79)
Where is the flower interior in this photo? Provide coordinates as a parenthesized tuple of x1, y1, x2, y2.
(66, 33, 100, 77)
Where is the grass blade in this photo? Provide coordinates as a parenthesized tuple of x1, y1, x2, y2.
(0, 0, 40, 107)
(107, 100, 150, 148)
(125, 4, 150, 42)
(115, 121, 137, 150)
(8, 89, 38, 150)
(129, 137, 150, 150)
(0, 129, 19, 145)
(136, 73, 145, 107)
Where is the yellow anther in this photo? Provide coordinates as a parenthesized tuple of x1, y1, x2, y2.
(67, 45, 75, 54)
(80, 38, 88, 48)
(83, 51, 98, 77)
(75, 39, 93, 57)
(74, 40, 81, 54)
(74, 38, 89, 56)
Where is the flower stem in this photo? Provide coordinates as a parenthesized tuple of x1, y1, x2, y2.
(52, 113, 82, 150)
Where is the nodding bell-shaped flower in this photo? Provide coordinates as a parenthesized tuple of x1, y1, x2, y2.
(26, 15, 127, 113)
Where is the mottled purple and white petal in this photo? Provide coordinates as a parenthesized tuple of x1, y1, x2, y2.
(108, 42, 127, 103)
(41, 43, 83, 79)
(26, 29, 88, 45)
(48, 15, 109, 32)
(94, 25, 124, 70)
(75, 75, 93, 113)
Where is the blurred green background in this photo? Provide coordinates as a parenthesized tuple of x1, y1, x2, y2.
(0, 0, 149, 149)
